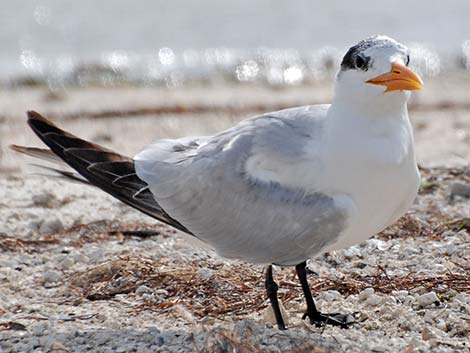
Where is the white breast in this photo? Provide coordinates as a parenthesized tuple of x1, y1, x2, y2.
(317, 110, 420, 253)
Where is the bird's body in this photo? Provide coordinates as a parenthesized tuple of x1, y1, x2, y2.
(12, 35, 424, 329)
(134, 102, 420, 265)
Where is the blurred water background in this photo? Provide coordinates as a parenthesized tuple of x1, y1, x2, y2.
(1, 0, 470, 87)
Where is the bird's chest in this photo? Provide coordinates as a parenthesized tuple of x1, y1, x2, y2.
(322, 123, 420, 243)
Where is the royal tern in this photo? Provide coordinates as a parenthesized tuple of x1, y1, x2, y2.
(12, 35, 423, 330)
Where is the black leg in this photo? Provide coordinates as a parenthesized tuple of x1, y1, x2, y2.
(295, 261, 353, 328)
(265, 265, 286, 330)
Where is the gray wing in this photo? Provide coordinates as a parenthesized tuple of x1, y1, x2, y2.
(135, 105, 351, 265)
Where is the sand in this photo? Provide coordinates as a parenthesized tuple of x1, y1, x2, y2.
(0, 80, 469, 352)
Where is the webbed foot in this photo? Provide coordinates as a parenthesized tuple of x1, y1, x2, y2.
(302, 311, 355, 329)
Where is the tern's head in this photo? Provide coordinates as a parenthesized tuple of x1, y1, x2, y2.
(334, 35, 423, 114)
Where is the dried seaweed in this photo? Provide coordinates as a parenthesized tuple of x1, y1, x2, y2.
(0, 233, 59, 252)
(45, 102, 470, 122)
(69, 256, 470, 319)
(0, 221, 167, 253)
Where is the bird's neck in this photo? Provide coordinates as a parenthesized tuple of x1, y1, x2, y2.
(331, 89, 409, 121)
(327, 92, 411, 137)
(324, 93, 415, 166)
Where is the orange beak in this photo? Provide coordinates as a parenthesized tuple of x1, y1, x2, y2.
(366, 62, 423, 92)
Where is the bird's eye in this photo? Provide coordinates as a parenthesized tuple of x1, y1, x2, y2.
(355, 55, 366, 69)
(405, 55, 410, 66)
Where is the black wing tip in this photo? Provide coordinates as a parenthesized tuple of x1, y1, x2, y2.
(27, 110, 57, 128)
(27, 110, 43, 121)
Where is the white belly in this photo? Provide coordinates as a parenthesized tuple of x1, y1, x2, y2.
(321, 150, 420, 253)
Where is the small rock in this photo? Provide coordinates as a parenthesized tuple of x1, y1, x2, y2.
(392, 290, 409, 298)
(147, 326, 160, 336)
(87, 248, 104, 262)
(390, 307, 407, 319)
(154, 289, 169, 297)
(366, 238, 390, 251)
(197, 268, 213, 280)
(43, 270, 62, 285)
(318, 290, 342, 302)
(265, 345, 282, 353)
(48, 342, 70, 353)
(342, 246, 362, 258)
(423, 310, 435, 323)
(436, 319, 447, 331)
(410, 286, 427, 295)
(445, 243, 457, 255)
(71, 253, 89, 263)
(358, 287, 374, 301)
(403, 295, 415, 305)
(449, 182, 470, 200)
(421, 327, 435, 341)
(96, 333, 111, 345)
(0, 259, 17, 268)
(39, 217, 64, 234)
(417, 291, 440, 307)
(136, 285, 154, 296)
(365, 294, 382, 306)
(59, 257, 75, 270)
(33, 321, 49, 336)
(173, 304, 197, 324)
(95, 313, 107, 322)
(28, 220, 42, 232)
(32, 192, 59, 208)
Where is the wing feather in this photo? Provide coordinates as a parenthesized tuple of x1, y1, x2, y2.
(12, 111, 191, 234)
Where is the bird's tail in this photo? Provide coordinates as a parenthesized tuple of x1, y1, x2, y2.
(10, 111, 191, 234)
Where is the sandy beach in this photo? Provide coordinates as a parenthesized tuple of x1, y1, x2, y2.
(1, 79, 470, 352)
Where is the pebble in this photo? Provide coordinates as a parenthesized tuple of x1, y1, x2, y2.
(42, 270, 62, 285)
(32, 192, 59, 208)
(28, 220, 42, 233)
(71, 253, 89, 263)
(0, 259, 17, 268)
(416, 292, 440, 307)
(135, 285, 154, 296)
(445, 243, 457, 255)
(358, 287, 374, 301)
(59, 257, 75, 270)
(197, 268, 213, 279)
(96, 333, 111, 345)
(87, 248, 104, 262)
(392, 290, 408, 297)
(403, 295, 415, 306)
(421, 327, 435, 341)
(365, 294, 382, 306)
(342, 246, 362, 258)
(423, 310, 435, 323)
(39, 217, 64, 234)
(33, 322, 49, 336)
(320, 290, 342, 301)
(436, 319, 447, 331)
(449, 182, 470, 199)
(48, 342, 70, 353)
(154, 289, 169, 297)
